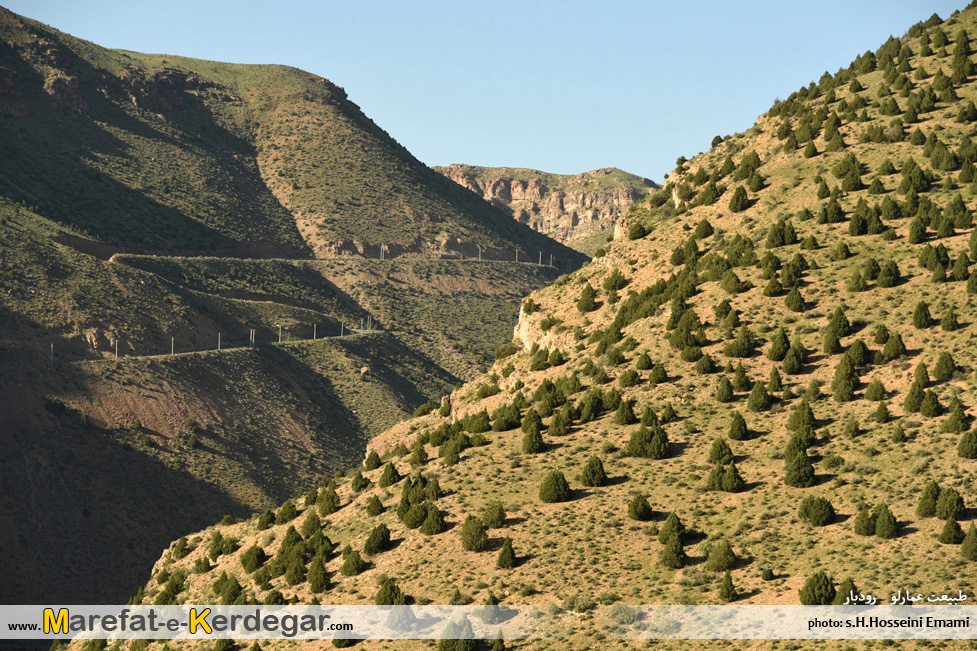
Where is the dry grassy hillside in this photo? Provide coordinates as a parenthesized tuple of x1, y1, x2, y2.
(67, 5, 977, 651)
(0, 2, 582, 608)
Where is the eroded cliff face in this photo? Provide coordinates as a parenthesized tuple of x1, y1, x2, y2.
(436, 165, 657, 249)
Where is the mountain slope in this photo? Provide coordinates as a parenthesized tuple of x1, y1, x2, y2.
(436, 164, 657, 255)
(0, 6, 579, 608)
(0, 7, 587, 266)
(114, 6, 977, 650)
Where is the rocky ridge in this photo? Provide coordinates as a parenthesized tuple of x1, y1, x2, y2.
(436, 164, 657, 253)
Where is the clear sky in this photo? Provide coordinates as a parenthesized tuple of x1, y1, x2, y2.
(5, 1, 966, 181)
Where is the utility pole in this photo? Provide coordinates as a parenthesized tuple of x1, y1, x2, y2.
(50, 343, 53, 364)
(550, 253, 553, 266)
(313, 323, 317, 341)
(478, 245, 482, 261)
(341, 322, 344, 337)
(218, 332, 221, 351)
(171, 337, 174, 356)
(515, 250, 518, 263)
(115, 339, 118, 359)
(539, 251, 542, 265)
(278, 325, 282, 343)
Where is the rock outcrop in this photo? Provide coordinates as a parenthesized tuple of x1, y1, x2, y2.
(436, 164, 657, 250)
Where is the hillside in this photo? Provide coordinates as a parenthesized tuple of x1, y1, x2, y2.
(116, 5, 977, 650)
(0, 6, 581, 608)
(0, 197, 563, 605)
(0, 7, 587, 266)
(436, 164, 657, 255)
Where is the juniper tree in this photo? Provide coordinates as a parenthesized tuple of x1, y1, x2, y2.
(613, 399, 637, 425)
(284, 556, 306, 586)
(940, 517, 966, 544)
(660, 403, 677, 423)
(521, 428, 544, 455)
(942, 396, 966, 432)
(853, 507, 876, 535)
(831, 354, 858, 402)
(649, 364, 667, 385)
(722, 462, 746, 493)
(962, 524, 977, 561)
(659, 532, 687, 569)
(379, 462, 401, 488)
(728, 412, 748, 440)
(877, 260, 901, 287)
(798, 497, 835, 526)
(873, 401, 890, 423)
(903, 380, 924, 413)
(953, 254, 970, 281)
(882, 333, 907, 360)
(917, 480, 942, 517)
(728, 186, 749, 212)
(366, 496, 384, 517)
(375, 578, 407, 606)
(822, 330, 842, 356)
(959, 430, 977, 458)
(709, 437, 733, 465)
(580, 456, 608, 487)
(782, 347, 802, 375)
(768, 327, 790, 361)
(784, 287, 805, 312)
(460, 516, 488, 552)
(874, 504, 898, 539)
(913, 301, 932, 328)
(733, 363, 751, 391)
(364, 524, 391, 556)
(919, 390, 943, 417)
(716, 376, 734, 403)
(658, 512, 686, 544)
(308, 555, 328, 593)
(747, 381, 772, 412)
(787, 399, 816, 435)
(301, 512, 322, 538)
(719, 571, 738, 602)
(784, 450, 816, 488)
(539, 470, 571, 503)
(707, 464, 725, 491)
(799, 571, 836, 605)
(864, 379, 886, 401)
(481, 501, 506, 529)
(365, 449, 381, 471)
(936, 487, 964, 520)
(834, 577, 860, 605)
(276, 500, 298, 525)
(241, 545, 267, 573)
(706, 538, 737, 572)
(419, 505, 446, 535)
(628, 494, 654, 521)
(941, 307, 959, 331)
(257, 510, 275, 531)
(496, 537, 516, 569)
(848, 340, 870, 367)
(351, 470, 369, 492)
(577, 283, 597, 313)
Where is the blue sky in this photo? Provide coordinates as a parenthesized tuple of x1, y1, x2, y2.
(7, 1, 966, 181)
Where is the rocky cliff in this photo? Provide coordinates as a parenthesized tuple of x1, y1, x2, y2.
(435, 165, 657, 253)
